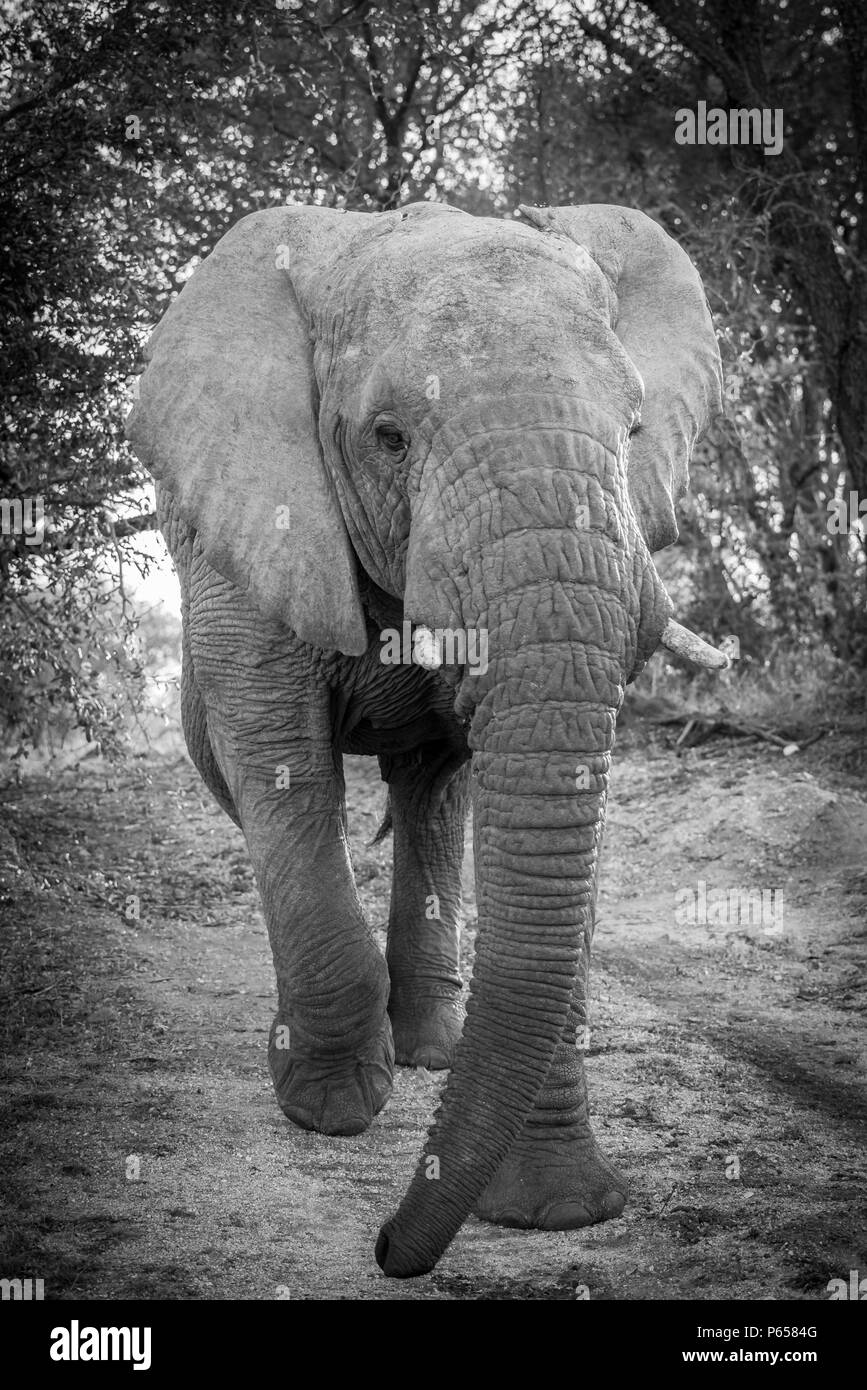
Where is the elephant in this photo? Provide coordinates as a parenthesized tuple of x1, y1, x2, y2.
(126, 198, 729, 1279)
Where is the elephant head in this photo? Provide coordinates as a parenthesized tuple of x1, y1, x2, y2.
(127, 199, 725, 1276)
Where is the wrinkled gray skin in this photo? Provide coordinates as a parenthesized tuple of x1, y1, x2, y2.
(127, 200, 722, 1278)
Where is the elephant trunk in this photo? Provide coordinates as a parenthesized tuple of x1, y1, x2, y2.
(376, 697, 611, 1276)
(377, 400, 665, 1276)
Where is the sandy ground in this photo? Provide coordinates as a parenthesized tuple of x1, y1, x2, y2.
(1, 716, 866, 1301)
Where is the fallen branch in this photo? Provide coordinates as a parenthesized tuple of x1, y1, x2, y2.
(626, 695, 826, 753)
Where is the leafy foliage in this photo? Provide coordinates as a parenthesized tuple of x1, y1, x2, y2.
(498, 0, 867, 666)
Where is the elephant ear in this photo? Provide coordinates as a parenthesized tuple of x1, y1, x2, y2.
(126, 205, 371, 653)
(519, 204, 723, 552)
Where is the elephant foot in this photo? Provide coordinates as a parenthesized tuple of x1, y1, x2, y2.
(474, 1131, 628, 1230)
(388, 985, 464, 1070)
(268, 1016, 394, 1136)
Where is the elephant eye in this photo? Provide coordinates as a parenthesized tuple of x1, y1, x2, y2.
(376, 423, 408, 458)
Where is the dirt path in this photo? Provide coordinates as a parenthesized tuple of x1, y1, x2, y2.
(1, 727, 865, 1300)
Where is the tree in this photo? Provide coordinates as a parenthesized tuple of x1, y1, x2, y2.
(498, 0, 867, 664)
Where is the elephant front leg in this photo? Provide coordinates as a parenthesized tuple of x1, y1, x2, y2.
(218, 756, 394, 1136)
(475, 929, 628, 1229)
(184, 547, 394, 1135)
(381, 747, 470, 1069)
(260, 800, 394, 1137)
(191, 637, 393, 1135)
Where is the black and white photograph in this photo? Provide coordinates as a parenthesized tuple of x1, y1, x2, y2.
(1, 0, 865, 1337)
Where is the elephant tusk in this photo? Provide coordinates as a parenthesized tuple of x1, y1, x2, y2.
(412, 625, 443, 670)
(660, 619, 732, 670)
